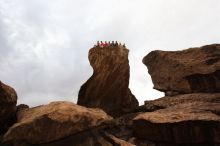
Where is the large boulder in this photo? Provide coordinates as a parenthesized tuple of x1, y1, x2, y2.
(77, 45, 138, 117)
(0, 81, 17, 134)
(134, 101, 220, 144)
(143, 44, 220, 94)
(3, 101, 112, 145)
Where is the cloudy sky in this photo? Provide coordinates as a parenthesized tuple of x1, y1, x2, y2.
(0, 0, 220, 106)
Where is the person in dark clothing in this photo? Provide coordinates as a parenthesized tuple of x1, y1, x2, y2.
(115, 41, 118, 46)
(104, 41, 108, 47)
(97, 41, 100, 47)
(123, 43, 126, 48)
(111, 41, 115, 46)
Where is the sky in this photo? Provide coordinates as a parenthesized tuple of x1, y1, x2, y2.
(0, 0, 220, 106)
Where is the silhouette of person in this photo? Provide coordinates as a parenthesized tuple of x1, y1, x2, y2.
(97, 41, 100, 47)
(111, 41, 114, 46)
(123, 43, 126, 48)
(100, 41, 104, 47)
(115, 41, 118, 46)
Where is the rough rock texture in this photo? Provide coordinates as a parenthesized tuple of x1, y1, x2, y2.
(25, 130, 135, 146)
(144, 93, 220, 111)
(78, 46, 138, 117)
(9, 127, 135, 146)
(0, 81, 17, 134)
(134, 101, 220, 144)
(139, 44, 220, 145)
(3, 101, 112, 145)
(16, 104, 29, 112)
(143, 44, 220, 94)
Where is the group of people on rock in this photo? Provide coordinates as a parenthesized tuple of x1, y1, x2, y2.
(94, 41, 126, 48)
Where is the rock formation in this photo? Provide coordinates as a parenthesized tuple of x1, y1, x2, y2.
(0, 81, 17, 134)
(134, 102, 220, 144)
(3, 101, 112, 145)
(2, 44, 220, 146)
(143, 44, 220, 95)
(77, 46, 138, 117)
(144, 93, 220, 111)
(138, 44, 220, 145)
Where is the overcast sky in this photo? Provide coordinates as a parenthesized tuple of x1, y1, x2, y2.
(0, 0, 220, 106)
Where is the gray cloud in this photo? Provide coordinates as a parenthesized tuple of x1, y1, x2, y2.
(0, 0, 220, 106)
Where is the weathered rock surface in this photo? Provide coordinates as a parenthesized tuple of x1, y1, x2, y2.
(134, 101, 220, 144)
(0, 81, 17, 134)
(139, 44, 220, 145)
(12, 127, 135, 146)
(3, 101, 112, 145)
(144, 93, 220, 111)
(78, 46, 138, 117)
(143, 44, 220, 94)
(16, 104, 29, 112)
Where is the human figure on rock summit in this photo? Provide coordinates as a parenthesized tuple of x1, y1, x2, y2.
(95, 41, 125, 48)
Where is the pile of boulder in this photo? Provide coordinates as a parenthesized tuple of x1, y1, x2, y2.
(138, 44, 220, 145)
(1, 44, 220, 146)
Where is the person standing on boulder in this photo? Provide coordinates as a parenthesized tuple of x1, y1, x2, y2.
(123, 43, 126, 48)
(97, 41, 100, 47)
(111, 41, 114, 46)
(104, 41, 108, 47)
(100, 41, 104, 47)
(115, 41, 118, 46)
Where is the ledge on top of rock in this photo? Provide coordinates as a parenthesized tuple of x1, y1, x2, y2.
(77, 45, 138, 117)
(143, 44, 220, 94)
(144, 93, 220, 112)
(0, 81, 17, 134)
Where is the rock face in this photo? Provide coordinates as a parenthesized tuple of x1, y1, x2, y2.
(144, 93, 220, 111)
(138, 44, 220, 145)
(143, 44, 220, 94)
(134, 101, 220, 144)
(3, 101, 112, 145)
(23, 129, 135, 146)
(78, 46, 138, 117)
(0, 81, 17, 134)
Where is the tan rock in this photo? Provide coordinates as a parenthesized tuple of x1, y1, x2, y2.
(144, 93, 220, 111)
(143, 44, 220, 94)
(3, 101, 112, 145)
(78, 46, 138, 117)
(134, 102, 220, 143)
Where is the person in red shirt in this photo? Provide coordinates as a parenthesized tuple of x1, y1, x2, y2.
(104, 41, 108, 47)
